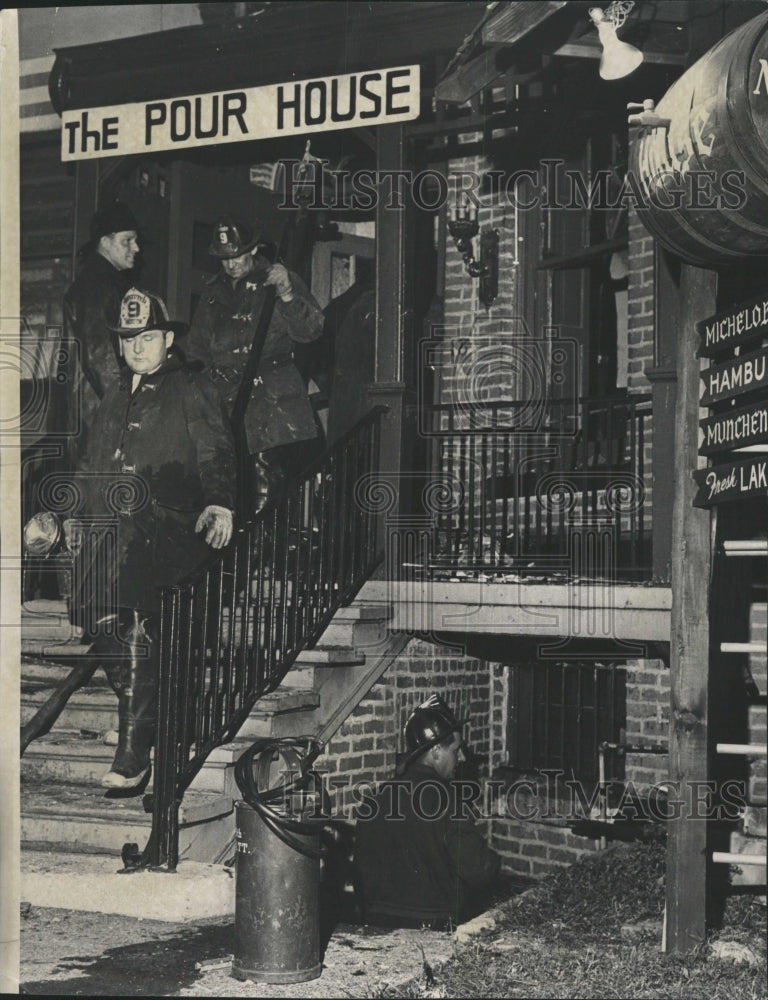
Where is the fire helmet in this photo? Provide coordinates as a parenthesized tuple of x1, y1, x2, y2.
(110, 287, 187, 337)
(399, 694, 467, 772)
(208, 217, 262, 259)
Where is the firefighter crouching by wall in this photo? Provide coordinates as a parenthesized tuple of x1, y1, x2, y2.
(185, 217, 324, 512)
(355, 695, 501, 928)
(75, 287, 236, 793)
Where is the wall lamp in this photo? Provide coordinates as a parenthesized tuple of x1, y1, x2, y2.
(589, 1, 643, 81)
(447, 201, 499, 310)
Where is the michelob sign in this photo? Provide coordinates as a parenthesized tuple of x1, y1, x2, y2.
(61, 65, 420, 161)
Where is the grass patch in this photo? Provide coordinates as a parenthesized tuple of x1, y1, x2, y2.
(371, 842, 766, 999)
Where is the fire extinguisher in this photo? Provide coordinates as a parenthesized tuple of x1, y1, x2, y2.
(231, 736, 327, 984)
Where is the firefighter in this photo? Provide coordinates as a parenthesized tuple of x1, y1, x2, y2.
(77, 287, 236, 792)
(63, 200, 140, 450)
(355, 694, 501, 928)
(185, 217, 324, 510)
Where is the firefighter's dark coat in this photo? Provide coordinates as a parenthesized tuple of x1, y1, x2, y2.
(185, 266, 323, 454)
(63, 251, 133, 432)
(77, 351, 236, 617)
(355, 762, 501, 924)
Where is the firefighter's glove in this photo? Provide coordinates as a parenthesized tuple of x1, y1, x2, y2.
(195, 505, 234, 549)
(264, 263, 294, 302)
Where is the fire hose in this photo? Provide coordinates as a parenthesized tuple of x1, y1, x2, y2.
(233, 736, 328, 860)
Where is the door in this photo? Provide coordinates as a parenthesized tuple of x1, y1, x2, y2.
(165, 160, 286, 323)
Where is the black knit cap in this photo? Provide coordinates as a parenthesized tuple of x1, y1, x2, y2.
(90, 201, 139, 242)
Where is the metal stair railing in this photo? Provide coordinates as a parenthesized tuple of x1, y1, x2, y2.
(141, 407, 386, 870)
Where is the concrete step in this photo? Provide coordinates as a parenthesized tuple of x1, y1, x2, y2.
(21, 599, 82, 646)
(279, 645, 365, 689)
(236, 687, 321, 739)
(319, 603, 393, 651)
(21, 778, 233, 858)
(22, 598, 69, 616)
(21, 685, 118, 732)
(21, 658, 93, 686)
(21, 850, 235, 920)
(21, 639, 93, 658)
(22, 731, 119, 784)
(297, 644, 365, 667)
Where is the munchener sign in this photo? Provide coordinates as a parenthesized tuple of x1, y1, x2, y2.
(697, 291, 768, 357)
(699, 345, 768, 406)
(693, 455, 768, 507)
(61, 65, 420, 161)
(700, 398, 768, 455)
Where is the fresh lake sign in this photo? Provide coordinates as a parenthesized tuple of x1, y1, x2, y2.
(693, 455, 768, 508)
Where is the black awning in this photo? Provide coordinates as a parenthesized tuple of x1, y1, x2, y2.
(49, 2, 482, 114)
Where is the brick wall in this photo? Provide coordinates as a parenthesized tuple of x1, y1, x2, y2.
(485, 653, 670, 876)
(492, 816, 602, 878)
(329, 644, 672, 878)
(626, 208, 656, 394)
(624, 658, 669, 790)
(318, 637, 492, 822)
(438, 155, 658, 560)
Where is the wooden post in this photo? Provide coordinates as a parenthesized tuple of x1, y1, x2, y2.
(665, 262, 716, 953)
(647, 246, 680, 582)
(369, 124, 412, 550)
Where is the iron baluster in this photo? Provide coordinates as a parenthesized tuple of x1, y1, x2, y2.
(140, 409, 386, 871)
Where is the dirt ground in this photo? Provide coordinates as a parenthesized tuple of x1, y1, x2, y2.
(19, 905, 458, 997)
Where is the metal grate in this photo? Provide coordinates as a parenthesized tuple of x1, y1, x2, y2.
(507, 660, 627, 783)
(422, 393, 652, 581)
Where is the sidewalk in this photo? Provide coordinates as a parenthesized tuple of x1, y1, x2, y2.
(20, 904, 468, 997)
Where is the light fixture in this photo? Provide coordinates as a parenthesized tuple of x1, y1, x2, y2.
(447, 199, 499, 310)
(589, 2, 643, 81)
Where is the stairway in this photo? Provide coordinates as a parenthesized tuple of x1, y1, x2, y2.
(20, 597, 403, 870)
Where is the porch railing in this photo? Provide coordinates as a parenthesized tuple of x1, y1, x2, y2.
(421, 394, 652, 581)
(143, 407, 385, 869)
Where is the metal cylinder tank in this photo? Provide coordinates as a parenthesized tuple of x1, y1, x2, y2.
(232, 799, 321, 984)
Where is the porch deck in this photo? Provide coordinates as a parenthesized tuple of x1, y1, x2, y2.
(361, 579, 671, 644)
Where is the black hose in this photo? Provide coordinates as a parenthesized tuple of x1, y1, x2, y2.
(234, 737, 328, 860)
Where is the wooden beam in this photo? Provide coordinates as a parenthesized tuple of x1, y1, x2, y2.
(553, 41, 687, 67)
(665, 263, 716, 954)
(370, 124, 411, 541)
(481, 1, 567, 45)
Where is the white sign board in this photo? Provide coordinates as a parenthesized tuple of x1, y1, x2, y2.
(61, 65, 420, 161)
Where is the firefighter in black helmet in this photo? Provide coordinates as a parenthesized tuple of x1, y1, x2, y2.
(355, 694, 501, 928)
(185, 217, 324, 512)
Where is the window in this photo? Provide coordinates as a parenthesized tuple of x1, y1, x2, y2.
(507, 660, 627, 783)
(539, 130, 629, 400)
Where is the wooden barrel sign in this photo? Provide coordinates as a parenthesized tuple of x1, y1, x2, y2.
(630, 11, 768, 266)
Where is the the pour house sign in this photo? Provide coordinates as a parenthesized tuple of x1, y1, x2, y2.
(60, 65, 420, 161)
